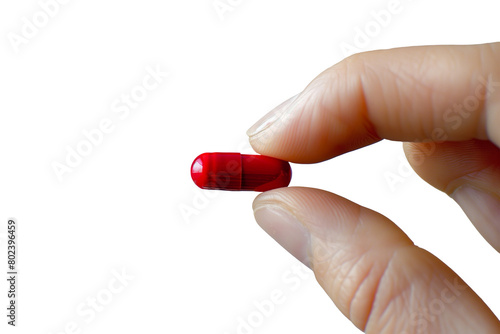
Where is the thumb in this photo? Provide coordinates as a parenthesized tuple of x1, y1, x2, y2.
(252, 187, 500, 333)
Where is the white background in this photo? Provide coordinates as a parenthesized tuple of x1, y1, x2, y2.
(0, 0, 499, 333)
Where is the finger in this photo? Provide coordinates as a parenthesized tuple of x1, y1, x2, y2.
(252, 187, 500, 333)
(247, 43, 500, 163)
(404, 140, 500, 251)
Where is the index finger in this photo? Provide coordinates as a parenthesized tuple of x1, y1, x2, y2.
(247, 43, 500, 163)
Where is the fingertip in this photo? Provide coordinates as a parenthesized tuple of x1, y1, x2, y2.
(246, 94, 300, 138)
(249, 44, 500, 163)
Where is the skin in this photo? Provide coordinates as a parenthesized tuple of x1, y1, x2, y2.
(246, 43, 500, 333)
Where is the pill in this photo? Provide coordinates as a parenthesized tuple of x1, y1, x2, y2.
(191, 153, 292, 191)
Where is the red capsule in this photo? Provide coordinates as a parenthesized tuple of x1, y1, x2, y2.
(191, 153, 291, 192)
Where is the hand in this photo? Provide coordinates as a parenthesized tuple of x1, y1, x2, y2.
(247, 43, 500, 333)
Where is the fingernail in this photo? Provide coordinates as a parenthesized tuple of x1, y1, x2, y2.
(246, 94, 299, 137)
(253, 204, 311, 268)
(452, 186, 500, 251)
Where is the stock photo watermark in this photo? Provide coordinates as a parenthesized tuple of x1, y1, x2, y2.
(384, 154, 415, 192)
(7, 0, 72, 54)
(212, 0, 244, 21)
(221, 263, 311, 334)
(384, 74, 500, 191)
(51, 64, 168, 182)
(339, 0, 416, 57)
(5, 218, 18, 326)
(47, 267, 134, 334)
(405, 277, 467, 334)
